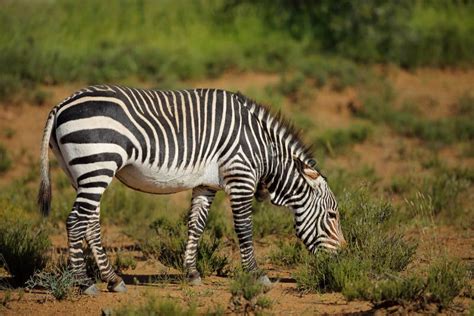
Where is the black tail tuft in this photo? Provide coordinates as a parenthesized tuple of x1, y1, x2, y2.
(38, 179, 51, 217)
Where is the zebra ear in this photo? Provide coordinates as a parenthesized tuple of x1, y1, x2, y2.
(293, 156, 320, 182)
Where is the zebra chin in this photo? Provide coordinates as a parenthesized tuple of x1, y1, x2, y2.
(309, 238, 346, 254)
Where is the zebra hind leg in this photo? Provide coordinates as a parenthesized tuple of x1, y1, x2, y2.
(184, 187, 216, 285)
(85, 207, 127, 293)
(66, 201, 99, 295)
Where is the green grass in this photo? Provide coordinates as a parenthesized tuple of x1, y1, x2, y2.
(25, 266, 85, 300)
(114, 252, 137, 272)
(140, 213, 228, 277)
(1, 1, 473, 101)
(313, 123, 372, 155)
(357, 85, 474, 145)
(269, 240, 307, 268)
(114, 296, 197, 316)
(0, 143, 12, 174)
(0, 203, 50, 285)
(344, 258, 469, 309)
(229, 270, 272, 313)
(252, 201, 293, 239)
(295, 187, 417, 292)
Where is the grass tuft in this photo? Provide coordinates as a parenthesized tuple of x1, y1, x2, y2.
(229, 270, 272, 313)
(114, 295, 197, 316)
(0, 143, 12, 174)
(25, 266, 86, 300)
(269, 240, 307, 268)
(141, 214, 228, 277)
(0, 204, 50, 285)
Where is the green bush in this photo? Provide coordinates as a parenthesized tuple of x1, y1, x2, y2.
(114, 296, 197, 316)
(425, 258, 470, 308)
(0, 204, 50, 285)
(25, 266, 85, 300)
(269, 240, 307, 268)
(344, 258, 469, 309)
(295, 187, 417, 293)
(140, 214, 228, 277)
(314, 124, 372, 155)
(252, 201, 293, 239)
(229, 270, 272, 313)
(358, 88, 474, 144)
(114, 252, 137, 272)
(0, 144, 12, 174)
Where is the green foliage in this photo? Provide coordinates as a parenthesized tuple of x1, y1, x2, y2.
(252, 201, 293, 239)
(422, 172, 470, 217)
(114, 296, 197, 316)
(229, 270, 271, 313)
(358, 86, 474, 145)
(25, 266, 85, 300)
(1, 1, 473, 101)
(0, 144, 12, 174)
(114, 252, 137, 272)
(343, 275, 425, 305)
(295, 188, 417, 293)
(269, 240, 307, 268)
(314, 124, 372, 155)
(425, 258, 470, 308)
(296, 55, 367, 90)
(237, 0, 474, 67)
(230, 271, 264, 301)
(344, 258, 469, 309)
(0, 204, 50, 285)
(140, 214, 228, 277)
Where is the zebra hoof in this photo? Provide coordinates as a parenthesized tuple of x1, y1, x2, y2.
(187, 271, 202, 285)
(189, 276, 202, 286)
(83, 284, 100, 296)
(258, 275, 272, 288)
(108, 280, 128, 293)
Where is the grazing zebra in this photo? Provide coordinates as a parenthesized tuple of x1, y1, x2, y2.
(38, 85, 346, 295)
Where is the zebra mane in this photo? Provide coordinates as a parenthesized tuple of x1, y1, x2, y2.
(234, 92, 315, 165)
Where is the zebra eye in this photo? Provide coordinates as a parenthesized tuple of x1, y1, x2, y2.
(328, 211, 337, 219)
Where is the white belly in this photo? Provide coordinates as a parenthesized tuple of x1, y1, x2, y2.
(116, 162, 222, 194)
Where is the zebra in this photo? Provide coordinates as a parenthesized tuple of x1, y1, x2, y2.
(38, 85, 346, 295)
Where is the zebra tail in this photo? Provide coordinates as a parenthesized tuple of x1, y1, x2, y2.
(37, 109, 56, 217)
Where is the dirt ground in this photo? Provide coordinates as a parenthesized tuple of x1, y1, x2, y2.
(0, 68, 473, 315)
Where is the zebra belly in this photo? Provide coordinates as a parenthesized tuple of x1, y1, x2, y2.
(116, 162, 222, 194)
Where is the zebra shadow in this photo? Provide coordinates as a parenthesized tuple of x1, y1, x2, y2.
(119, 274, 296, 286)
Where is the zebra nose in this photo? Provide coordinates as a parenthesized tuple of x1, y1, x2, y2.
(339, 237, 347, 249)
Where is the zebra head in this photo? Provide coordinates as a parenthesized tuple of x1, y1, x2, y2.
(291, 158, 346, 253)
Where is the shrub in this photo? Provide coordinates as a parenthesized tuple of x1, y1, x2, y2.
(343, 275, 425, 305)
(114, 296, 197, 316)
(114, 252, 137, 272)
(425, 258, 469, 308)
(25, 266, 86, 300)
(269, 240, 307, 268)
(0, 144, 12, 174)
(140, 214, 228, 277)
(344, 258, 469, 309)
(229, 270, 271, 313)
(358, 89, 474, 144)
(295, 187, 417, 293)
(252, 201, 293, 239)
(314, 124, 372, 155)
(0, 205, 50, 285)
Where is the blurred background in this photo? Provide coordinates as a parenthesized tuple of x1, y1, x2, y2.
(0, 1, 473, 314)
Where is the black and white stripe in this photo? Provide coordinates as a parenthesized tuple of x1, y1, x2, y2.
(38, 85, 346, 293)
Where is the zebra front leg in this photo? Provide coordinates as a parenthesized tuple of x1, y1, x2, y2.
(228, 188, 272, 287)
(184, 187, 216, 285)
(85, 207, 126, 293)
